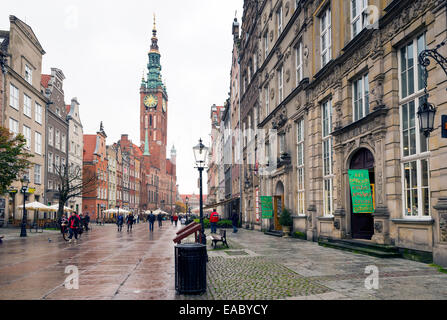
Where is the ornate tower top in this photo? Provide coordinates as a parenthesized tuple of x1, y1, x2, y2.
(143, 14, 166, 93)
(150, 14, 159, 54)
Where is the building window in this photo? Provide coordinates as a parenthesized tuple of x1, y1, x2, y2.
(25, 64, 33, 84)
(24, 94, 32, 118)
(297, 118, 305, 215)
(322, 99, 333, 216)
(278, 67, 284, 103)
(296, 42, 303, 85)
(9, 118, 19, 136)
(264, 33, 269, 59)
(265, 86, 270, 117)
(9, 83, 19, 110)
(55, 129, 60, 150)
(35, 132, 42, 155)
(48, 127, 53, 146)
(48, 152, 53, 173)
(320, 6, 332, 67)
(23, 125, 31, 150)
(399, 34, 429, 218)
(35, 103, 42, 124)
(62, 134, 66, 152)
(352, 73, 370, 121)
(34, 164, 41, 184)
(351, 0, 368, 38)
(277, 5, 283, 36)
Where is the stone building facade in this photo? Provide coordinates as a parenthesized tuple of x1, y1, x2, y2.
(66, 97, 83, 212)
(41, 68, 69, 207)
(232, 0, 447, 266)
(0, 16, 47, 224)
(82, 123, 108, 220)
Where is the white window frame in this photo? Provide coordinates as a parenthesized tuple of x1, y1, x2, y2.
(352, 73, 370, 121)
(296, 42, 303, 85)
(322, 99, 334, 217)
(320, 6, 332, 67)
(351, 0, 369, 39)
(264, 33, 269, 59)
(35, 132, 42, 155)
(297, 118, 305, 215)
(23, 125, 31, 150)
(24, 94, 32, 118)
(34, 164, 41, 184)
(48, 127, 53, 146)
(9, 118, 19, 136)
(35, 102, 42, 124)
(48, 152, 53, 173)
(398, 33, 430, 219)
(278, 67, 284, 103)
(25, 64, 33, 84)
(62, 134, 66, 152)
(9, 83, 19, 110)
(277, 6, 283, 36)
(55, 129, 60, 150)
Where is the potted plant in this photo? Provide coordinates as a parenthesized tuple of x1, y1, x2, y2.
(279, 208, 293, 237)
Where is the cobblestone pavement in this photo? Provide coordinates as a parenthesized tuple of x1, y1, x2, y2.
(1, 223, 447, 300)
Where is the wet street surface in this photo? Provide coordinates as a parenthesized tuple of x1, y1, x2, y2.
(1, 223, 447, 300)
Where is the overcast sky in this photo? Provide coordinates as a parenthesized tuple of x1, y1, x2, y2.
(1, 0, 243, 195)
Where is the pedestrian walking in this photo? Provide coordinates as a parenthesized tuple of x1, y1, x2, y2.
(126, 214, 134, 232)
(173, 213, 179, 227)
(59, 214, 68, 234)
(84, 213, 90, 231)
(210, 208, 219, 234)
(148, 211, 155, 232)
(157, 213, 163, 228)
(117, 213, 124, 232)
(68, 211, 81, 243)
(137, 215, 140, 224)
(231, 209, 239, 233)
(170, 215, 174, 225)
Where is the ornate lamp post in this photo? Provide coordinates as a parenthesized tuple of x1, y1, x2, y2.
(193, 138, 209, 245)
(20, 175, 30, 237)
(418, 39, 447, 137)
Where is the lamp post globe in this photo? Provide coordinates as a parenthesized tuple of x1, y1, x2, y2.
(20, 175, 30, 237)
(193, 138, 209, 245)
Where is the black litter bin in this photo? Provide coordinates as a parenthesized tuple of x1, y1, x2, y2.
(175, 243, 207, 294)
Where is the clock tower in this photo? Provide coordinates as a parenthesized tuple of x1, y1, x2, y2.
(140, 15, 168, 170)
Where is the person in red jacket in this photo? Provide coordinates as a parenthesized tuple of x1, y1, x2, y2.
(210, 209, 219, 234)
(68, 211, 81, 243)
(173, 213, 179, 227)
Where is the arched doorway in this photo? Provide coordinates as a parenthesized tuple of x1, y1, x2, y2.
(273, 181, 285, 231)
(349, 148, 375, 240)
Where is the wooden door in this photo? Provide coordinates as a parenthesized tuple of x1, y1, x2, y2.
(273, 196, 284, 231)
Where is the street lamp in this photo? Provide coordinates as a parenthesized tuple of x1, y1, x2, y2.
(20, 175, 30, 237)
(417, 39, 447, 137)
(193, 138, 209, 245)
(418, 98, 436, 137)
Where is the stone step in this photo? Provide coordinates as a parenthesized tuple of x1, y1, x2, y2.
(318, 239, 402, 259)
(334, 239, 400, 253)
(264, 230, 283, 237)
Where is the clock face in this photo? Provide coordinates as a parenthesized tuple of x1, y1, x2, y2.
(162, 99, 167, 112)
(143, 95, 158, 108)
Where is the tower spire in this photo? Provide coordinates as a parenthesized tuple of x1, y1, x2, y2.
(150, 13, 159, 53)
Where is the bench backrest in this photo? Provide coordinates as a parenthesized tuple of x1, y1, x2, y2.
(173, 223, 202, 244)
(176, 221, 199, 235)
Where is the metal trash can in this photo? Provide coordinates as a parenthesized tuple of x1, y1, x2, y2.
(175, 243, 207, 294)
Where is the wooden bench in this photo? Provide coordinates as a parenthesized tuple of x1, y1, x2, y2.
(211, 229, 228, 249)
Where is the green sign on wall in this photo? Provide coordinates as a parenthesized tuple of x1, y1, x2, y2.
(260, 196, 273, 219)
(348, 169, 374, 213)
